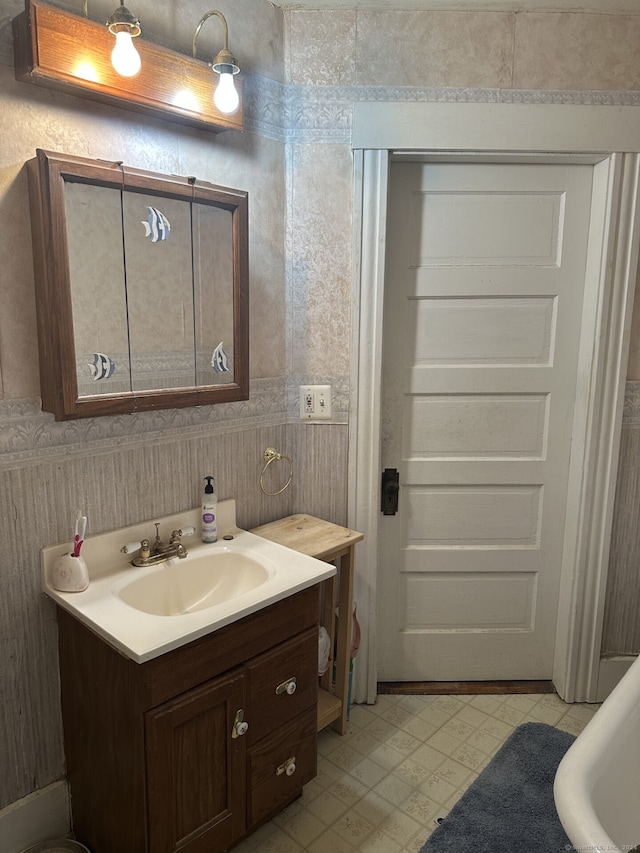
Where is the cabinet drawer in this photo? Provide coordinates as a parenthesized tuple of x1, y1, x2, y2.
(245, 625, 317, 745)
(247, 708, 317, 827)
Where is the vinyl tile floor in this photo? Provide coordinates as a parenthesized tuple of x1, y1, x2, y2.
(233, 691, 600, 853)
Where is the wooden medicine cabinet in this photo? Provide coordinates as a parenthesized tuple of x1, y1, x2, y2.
(27, 149, 249, 420)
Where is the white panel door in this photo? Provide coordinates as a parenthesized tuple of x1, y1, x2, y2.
(377, 161, 594, 681)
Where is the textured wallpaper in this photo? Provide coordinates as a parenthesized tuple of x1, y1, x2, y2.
(2, 0, 640, 816)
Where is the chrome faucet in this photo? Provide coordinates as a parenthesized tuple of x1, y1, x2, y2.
(121, 523, 195, 567)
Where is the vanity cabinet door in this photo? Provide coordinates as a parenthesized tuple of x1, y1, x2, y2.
(145, 667, 246, 853)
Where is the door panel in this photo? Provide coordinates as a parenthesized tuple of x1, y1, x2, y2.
(377, 161, 594, 681)
(407, 394, 548, 457)
(411, 297, 556, 364)
(411, 189, 564, 266)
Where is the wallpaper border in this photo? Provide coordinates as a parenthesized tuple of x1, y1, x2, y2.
(245, 75, 640, 144)
(0, 375, 350, 469)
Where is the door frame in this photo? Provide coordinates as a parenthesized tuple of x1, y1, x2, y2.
(348, 102, 640, 705)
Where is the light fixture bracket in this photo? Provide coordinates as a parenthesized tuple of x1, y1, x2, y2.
(192, 10, 239, 73)
(211, 47, 239, 76)
(106, 5, 141, 38)
(192, 10, 240, 115)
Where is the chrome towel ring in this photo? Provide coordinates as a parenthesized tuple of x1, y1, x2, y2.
(260, 446, 293, 496)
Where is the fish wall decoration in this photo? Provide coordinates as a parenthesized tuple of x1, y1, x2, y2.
(142, 206, 171, 242)
(211, 342, 230, 372)
(88, 352, 116, 380)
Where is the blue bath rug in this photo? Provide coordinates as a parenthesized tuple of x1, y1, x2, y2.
(420, 721, 575, 853)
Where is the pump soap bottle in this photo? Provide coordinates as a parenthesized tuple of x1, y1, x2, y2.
(202, 476, 218, 543)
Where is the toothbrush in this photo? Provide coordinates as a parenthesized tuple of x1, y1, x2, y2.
(78, 515, 87, 555)
(73, 511, 87, 557)
(73, 510, 81, 556)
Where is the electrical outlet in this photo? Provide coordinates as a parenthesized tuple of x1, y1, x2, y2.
(299, 385, 332, 420)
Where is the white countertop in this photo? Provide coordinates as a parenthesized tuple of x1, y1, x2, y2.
(41, 500, 335, 663)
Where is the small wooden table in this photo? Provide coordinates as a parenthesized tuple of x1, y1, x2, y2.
(250, 514, 363, 735)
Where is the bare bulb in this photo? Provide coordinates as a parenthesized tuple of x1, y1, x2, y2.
(111, 31, 141, 77)
(214, 72, 239, 115)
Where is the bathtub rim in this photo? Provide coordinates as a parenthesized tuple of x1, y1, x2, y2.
(554, 653, 640, 853)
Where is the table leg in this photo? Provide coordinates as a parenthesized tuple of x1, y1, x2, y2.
(332, 547, 355, 734)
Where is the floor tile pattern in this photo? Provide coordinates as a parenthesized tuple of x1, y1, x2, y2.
(234, 692, 599, 853)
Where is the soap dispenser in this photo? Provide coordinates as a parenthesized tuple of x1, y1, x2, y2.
(202, 476, 218, 543)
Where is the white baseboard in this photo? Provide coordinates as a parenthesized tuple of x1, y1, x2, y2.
(597, 655, 637, 701)
(0, 782, 70, 853)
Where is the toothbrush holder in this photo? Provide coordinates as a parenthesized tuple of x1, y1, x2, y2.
(52, 552, 89, 592)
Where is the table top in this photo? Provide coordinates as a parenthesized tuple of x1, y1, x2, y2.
(250, 514, 363, 561)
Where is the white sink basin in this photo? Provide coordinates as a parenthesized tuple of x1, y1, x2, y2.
(41, 499, 336, 662)
(118, 548, 271, 616)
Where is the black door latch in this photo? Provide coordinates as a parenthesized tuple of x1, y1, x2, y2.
(381, 468, 399, 515)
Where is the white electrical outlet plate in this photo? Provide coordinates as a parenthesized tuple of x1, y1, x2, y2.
(299, 385, 332, 420)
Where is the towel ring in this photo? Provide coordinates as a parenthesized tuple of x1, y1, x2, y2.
(260, 447, 293, 496)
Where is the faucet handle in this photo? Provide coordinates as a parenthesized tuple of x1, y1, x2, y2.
(169, 526, 195, 543)
(121, 538, 151, 558)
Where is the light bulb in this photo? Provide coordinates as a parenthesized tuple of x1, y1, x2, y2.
(111, 30, 141, 77)
(214, 72, 239, 115)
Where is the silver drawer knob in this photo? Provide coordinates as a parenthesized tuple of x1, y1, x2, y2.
(276, 756, 296, 777)
(231, 709, 249, 738)
(275, 677, 297, 696)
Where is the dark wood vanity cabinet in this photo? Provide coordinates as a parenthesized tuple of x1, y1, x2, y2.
(56, 585, 320, 853)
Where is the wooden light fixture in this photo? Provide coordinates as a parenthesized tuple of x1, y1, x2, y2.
(12, 0, 243, 134)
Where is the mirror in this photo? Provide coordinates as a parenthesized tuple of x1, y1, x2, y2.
(26, 149, 248, 420)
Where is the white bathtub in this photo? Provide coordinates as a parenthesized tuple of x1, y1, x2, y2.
(554, 655, 640, 853)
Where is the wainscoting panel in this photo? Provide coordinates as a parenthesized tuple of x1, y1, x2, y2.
(290, 422, 349, 524)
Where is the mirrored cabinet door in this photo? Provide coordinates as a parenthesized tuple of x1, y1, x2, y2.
(193, 203, 236, 388)
(27, 149, 249, 420)
(122, 192, 195, 394)
(66, 181, 131, 397)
